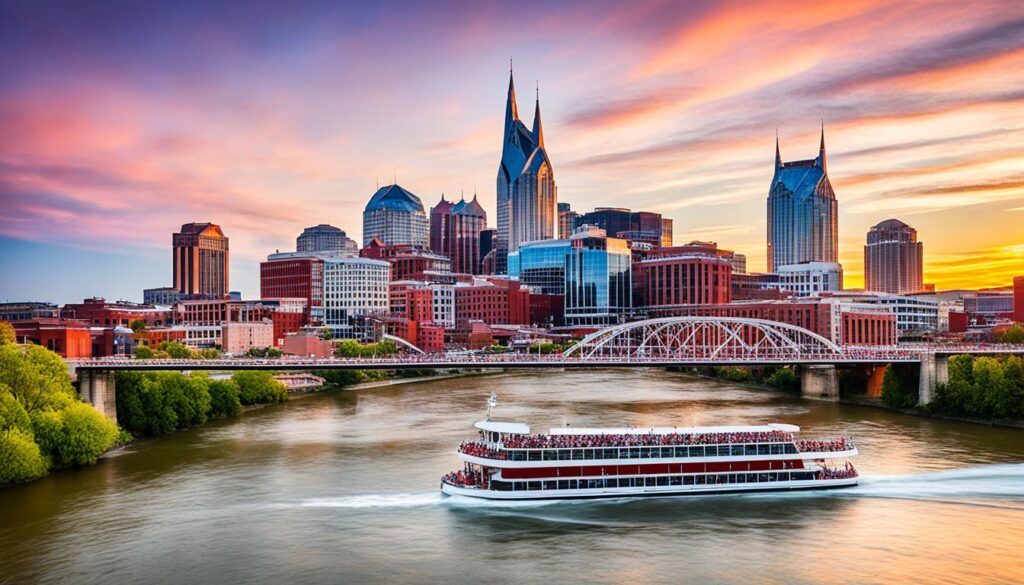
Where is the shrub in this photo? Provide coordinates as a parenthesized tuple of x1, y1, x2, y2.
(232, 371, 288, 405)
(208, 380, 242, 418)
(765, 367, 798, 392)
(0, 429, 48, 485)
(115, 371, 213, 436)
(880, 364, 919, 409)
(157, 341, 195, 359)
(45, 403, 119, 467)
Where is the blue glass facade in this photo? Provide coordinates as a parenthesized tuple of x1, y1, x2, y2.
(511, 230, 632, 326)
(767, 131, 838, 271)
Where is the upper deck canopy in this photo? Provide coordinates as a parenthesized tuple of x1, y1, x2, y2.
(475, 421, 530, 435)
(548, 423, 800, 436)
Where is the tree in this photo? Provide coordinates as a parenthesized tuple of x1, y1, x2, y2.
(129, 319, 147, 334)
(0, 344, 77, 414)
(158, 341, 196, 359)
(267, 348, 283, 358)
(0, 384, 31, 433)
(208, 380, 242, 418)
(0, 428, 48, 485)
(31, 403, 118, 467)
(135, 345, 156, 359)
(232, 371, 288, 405)
(0, 321, 15, 346)
(319, 327, 334, 341)
(766, 367, 798, 392)
(995, 324, 1024, 344)
(197, 348, 222, 359)
(880, 365, 919, 409)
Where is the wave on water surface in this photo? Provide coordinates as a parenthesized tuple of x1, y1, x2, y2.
(287, 464, 1024, 511)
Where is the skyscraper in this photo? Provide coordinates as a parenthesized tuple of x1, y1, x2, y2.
(362, 184, 428, 247)
(496, 68, 556, 273)
(864, 219, 924, 294)
(767, 127, 838, 271)
(558, 202, 579, 239)
(173, 223, 229, 297)
(429, 194, 455, 256)
(297, 224, 358, 254)
(447, 195, 487, 274)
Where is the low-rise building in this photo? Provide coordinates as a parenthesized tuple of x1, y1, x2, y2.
(222, 321, 275, 354)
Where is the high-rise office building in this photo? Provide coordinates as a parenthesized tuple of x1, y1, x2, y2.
(576, 207, 672, 248)
(447, 195, 487, 274)
(363, 184, 428, 247)
(173, 223, 229, 297)
(864, 219, 924, 294)
(558, 202, 580, 240)
(496, 68, 556, 273)
(297, 224, 358, 254)
(767, 128, 838, 271)
(429, 194, 455, 256)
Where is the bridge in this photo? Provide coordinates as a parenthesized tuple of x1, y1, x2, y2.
(67, 317, 1024, 423)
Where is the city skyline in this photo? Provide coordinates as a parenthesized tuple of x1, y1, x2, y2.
(2, 1, 1024, 303)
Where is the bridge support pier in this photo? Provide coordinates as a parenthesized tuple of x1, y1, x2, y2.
(917, 354, 947, 406)
(801, 365, 839, 401)
(78, 370, 117, 424)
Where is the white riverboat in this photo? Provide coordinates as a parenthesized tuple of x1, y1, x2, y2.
(441, 397, 858, 500)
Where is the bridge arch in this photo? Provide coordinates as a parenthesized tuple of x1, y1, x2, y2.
(563, 317, 845, 361)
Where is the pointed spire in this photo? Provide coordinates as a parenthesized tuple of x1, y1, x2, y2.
(818, 120, 827, 172)
(532, 81, 545, 148)
(504, 62, 519, 144)
(775, 129, 781, 168)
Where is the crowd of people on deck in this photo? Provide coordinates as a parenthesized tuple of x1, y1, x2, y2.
(498, 430, 796, 450)
(819, 462, 857, 480)
(458, 441, 504, 460)
(796, 437, 849, 453)
(442, 468, 487, 488)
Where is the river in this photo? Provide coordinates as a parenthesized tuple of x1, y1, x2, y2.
(2, 369, 1023, 585)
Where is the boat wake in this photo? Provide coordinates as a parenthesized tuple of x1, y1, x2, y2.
(285, 464, 1024, 512)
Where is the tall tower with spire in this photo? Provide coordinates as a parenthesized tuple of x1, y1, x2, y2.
(766, 125, 838, 271)
(495, 66, 557, 274)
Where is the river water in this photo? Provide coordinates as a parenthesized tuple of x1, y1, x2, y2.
(2, 370, 1023, 585)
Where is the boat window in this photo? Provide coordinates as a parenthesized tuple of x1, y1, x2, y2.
(731, 445, 744, 456)
(745, 444, 757, 456)
(528, 481, 542, 491)
(644, 477, 656, 487)
(558, 480, 570, 490)
(770, 444, 783, 455)
(674, 447, 688, 458)
(584, 449, 595, 460)
(569, 480, 578, 489)
(735, 473, 745, 484)
(656, 476, 669, 486)
(572, 449, 584, 460)
(639, 447, 651, 459)
(784, 444, 798, 454)
(528, 451, 541, 461)
(544, 481, 557, 490)
(557, 450, 570, 461)
(661, 447, 673, 458)
(627, 448, 640, 459)
(684, 476, 694, 485)
(689, 446, 704, 457)
(543, 450, 556, 461)
(757, 444, 770, 455)
(669, 476, 682, 486)
(695, 475, 706, 485)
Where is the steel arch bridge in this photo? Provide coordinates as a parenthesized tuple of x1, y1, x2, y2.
(563, 317, 846, 362)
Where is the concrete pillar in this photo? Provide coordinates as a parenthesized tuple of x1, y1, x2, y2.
(78, 369, 118, 424)
(917, 354, 948, 406)
(801, 365, 839, 401)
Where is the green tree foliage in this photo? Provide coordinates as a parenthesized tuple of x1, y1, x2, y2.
(158, 341, 196, 359)
(880, 364, 920, 409)
(31, 403, 119, 467)
(715, 367, 752, 383)
(208, 380, 242, 418)
(765, 367, 798, 392)
(333, 340, 399, 358)
(232, 371, 288, 405)
(244, 347, 283, 358)
(135, 345, 157, 359)
(115, 371, 212, 436)
(0, 321, 16, 345)
(197, 348, 222, 359)
(0, 344, 77, 414)
(994, 324, 1024, 344)
(0, 428, 48, 485)
(932, 355, 1024, 419)
(0, 346, 118, 486)
(319, 327, 334, 341)
(129, 319, 147, 334)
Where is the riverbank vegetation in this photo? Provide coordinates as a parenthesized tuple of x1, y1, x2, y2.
(930, 355, 1024, 419)
(672, 365, 800, 393)
(116, 370, 287, 437)
(1, 323, 120, 487)
(135, 341, 222, 360)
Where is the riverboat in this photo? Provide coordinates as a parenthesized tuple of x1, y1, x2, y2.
(440, 396, 858, 500)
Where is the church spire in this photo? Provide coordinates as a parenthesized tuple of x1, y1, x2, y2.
(532, 81, 545, 148)
(504, 61, 519, 145)
(817, 120, 827, 173)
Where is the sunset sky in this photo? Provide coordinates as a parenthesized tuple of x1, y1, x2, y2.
(1, 0, 1022, 304)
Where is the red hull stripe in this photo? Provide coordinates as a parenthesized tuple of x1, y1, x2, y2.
(500, 459, 805, 479)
